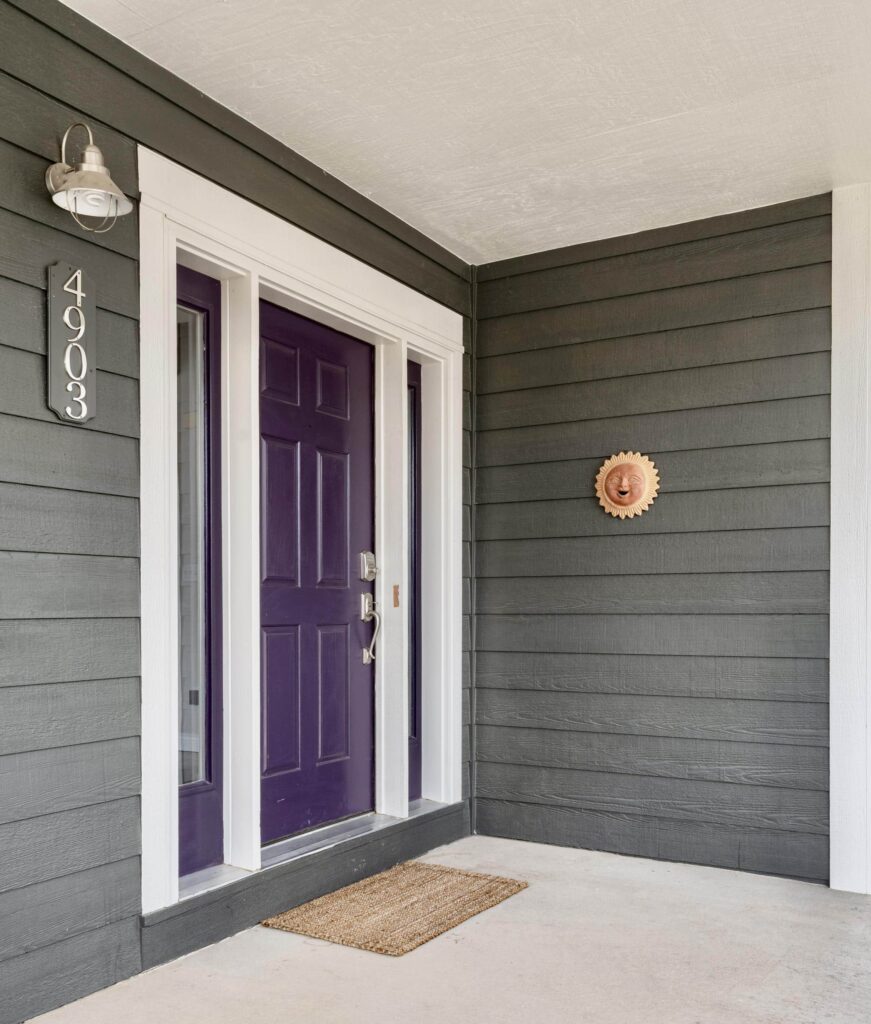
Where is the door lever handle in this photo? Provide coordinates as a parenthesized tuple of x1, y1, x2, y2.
(360, 592, 381, 665)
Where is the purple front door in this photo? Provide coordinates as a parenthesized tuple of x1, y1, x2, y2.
(259, 300, 375, 844)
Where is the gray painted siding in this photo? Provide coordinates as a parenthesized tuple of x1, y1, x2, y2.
(0, 3, 471, 1020)
(473, 195, 831, 881)
(0, 57, 143, 1022)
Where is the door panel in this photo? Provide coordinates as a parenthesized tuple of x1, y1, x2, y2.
(261, 627, 300, 776)
(317, 624, 351, 761)
(316, 449, 349, 586)
(261, 437, 299, 582)
(260, 300, 375, 844)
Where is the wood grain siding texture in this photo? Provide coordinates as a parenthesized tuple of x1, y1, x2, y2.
(0, 43, 145, 1023)
(473, 195, 832, 881)
(0, 4, 471, 1020)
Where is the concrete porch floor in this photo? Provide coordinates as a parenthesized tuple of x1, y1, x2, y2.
(32, 835, 871, 1024)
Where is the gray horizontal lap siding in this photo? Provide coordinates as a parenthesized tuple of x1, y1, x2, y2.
(0, 3, 472, 1020)
(473, 195, 831, 881)
(0, 50, 144, 1023)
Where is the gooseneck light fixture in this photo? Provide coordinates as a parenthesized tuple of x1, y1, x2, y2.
(45, 122, 133, 234)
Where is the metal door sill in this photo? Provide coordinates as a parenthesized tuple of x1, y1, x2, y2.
(261, 799, 445, 869)
(177, 799, 448, 902)
(179, 862, 252, 901)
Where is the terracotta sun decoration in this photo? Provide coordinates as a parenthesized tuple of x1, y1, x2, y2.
(595, 451, 660, 519)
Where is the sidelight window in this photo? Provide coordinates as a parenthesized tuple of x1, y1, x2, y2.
(176, 266, 224, 876)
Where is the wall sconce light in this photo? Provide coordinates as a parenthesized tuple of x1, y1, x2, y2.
(45, 122, 133, 234)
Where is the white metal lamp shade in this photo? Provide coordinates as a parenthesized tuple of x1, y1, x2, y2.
(46, 123, 133, 233)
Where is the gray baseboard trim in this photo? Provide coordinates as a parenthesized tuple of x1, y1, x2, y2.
(141, 800, 470, 969)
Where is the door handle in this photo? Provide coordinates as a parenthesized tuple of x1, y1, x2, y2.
(360, 592, 381, 665)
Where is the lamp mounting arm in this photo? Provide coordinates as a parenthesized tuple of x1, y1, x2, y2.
(60, 122, 95, 168)
(46, 123, 96, 194)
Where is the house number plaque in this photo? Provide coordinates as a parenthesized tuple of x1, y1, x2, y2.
(47, 262, 96, 424)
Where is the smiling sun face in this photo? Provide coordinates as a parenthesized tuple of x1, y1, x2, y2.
(595, 452, 660, 519)
(603, 465, 645, 507)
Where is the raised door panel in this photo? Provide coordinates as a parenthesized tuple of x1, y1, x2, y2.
(260, 437, 299, 584)
(261, 627, 300, 777)
(316, 624, 351, 763)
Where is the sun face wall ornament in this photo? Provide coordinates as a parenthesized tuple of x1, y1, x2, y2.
(595, 451, 660, 519)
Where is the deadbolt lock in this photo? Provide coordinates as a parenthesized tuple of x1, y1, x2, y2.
(360, 550, 377, 582)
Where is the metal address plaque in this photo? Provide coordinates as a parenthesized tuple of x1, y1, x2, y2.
(47, 262, 96, 424)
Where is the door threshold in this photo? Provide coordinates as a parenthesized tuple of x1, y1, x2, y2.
(261, 799, 445, 870)
(179, 862, 252, 902)
(177, 800, 449, 902)
(141, 800, 468, 968)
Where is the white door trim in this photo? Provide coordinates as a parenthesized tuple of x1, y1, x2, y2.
(138, 147, 464, 914)
(830, 182, 871, 894)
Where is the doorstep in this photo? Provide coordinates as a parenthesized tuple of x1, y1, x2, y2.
(140, 799, 469, 969)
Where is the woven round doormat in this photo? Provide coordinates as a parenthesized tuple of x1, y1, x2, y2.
(261, 860, 528, 956)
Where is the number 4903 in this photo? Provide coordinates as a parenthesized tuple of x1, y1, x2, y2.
(47, 263, 96, 425)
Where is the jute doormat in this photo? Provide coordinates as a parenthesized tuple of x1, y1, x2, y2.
(261, 860, 527, 956)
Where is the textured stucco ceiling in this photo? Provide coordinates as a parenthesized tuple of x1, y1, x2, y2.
(62, 0, 871, 263)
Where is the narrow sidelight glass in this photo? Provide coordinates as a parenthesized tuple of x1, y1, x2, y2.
(177, 305, 208, 785)
(407, 359, 423, 800)
(176, 266, 224, 876)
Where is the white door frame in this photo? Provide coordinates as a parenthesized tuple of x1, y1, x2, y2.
(138, 147, 464, 913)
(830, 182, 871, 894)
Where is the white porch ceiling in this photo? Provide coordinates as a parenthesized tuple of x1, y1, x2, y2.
(62, 0, 871, 264)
